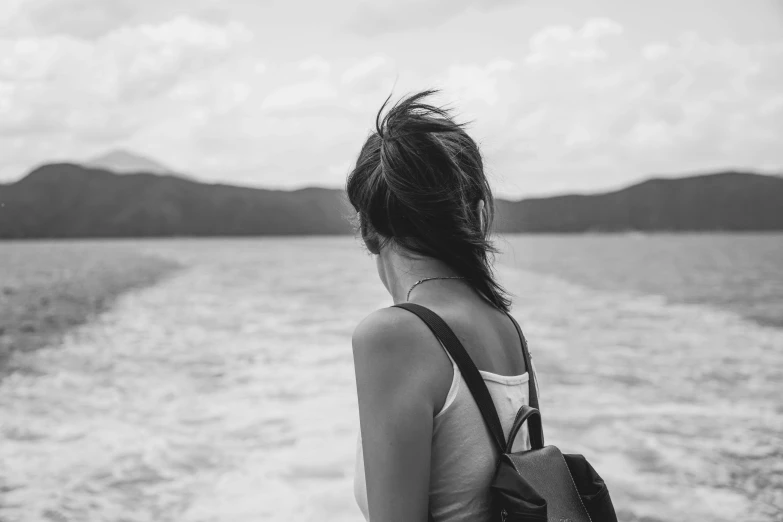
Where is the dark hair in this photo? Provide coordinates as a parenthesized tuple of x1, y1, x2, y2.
(346, 89, 512, 312)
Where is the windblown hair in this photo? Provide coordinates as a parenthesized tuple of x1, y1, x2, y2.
(346, 90, 511, 312)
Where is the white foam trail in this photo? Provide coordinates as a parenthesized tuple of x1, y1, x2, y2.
(1, 238, 780, 521)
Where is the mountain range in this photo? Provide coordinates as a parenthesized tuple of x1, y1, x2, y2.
(0, 157, 781, 238)
(493, 171, 783, 232)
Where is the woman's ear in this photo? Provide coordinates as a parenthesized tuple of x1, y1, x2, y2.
(476, 199, 486, 232)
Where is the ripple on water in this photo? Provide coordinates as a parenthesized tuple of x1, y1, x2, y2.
(1, 238, 781, 522)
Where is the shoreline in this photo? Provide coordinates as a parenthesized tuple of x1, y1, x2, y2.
(0, 245, 182, 379)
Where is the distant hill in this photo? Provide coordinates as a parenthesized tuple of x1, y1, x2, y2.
(0, 164, 353, 238)
(85, 149, 173, 175)
(0, 165, 781, 238)
(494, 171, 783, 232)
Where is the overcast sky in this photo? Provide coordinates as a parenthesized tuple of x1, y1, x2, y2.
(1, 0, 782, 198)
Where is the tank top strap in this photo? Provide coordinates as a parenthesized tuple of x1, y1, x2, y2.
(433, 338, 461, 419)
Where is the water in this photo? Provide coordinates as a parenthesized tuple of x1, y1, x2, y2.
(498, 234, 783, 328)
(1, 235, 781, 522)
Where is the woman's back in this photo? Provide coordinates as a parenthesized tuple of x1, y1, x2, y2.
(354, 299, 536, 521)
(347, 90, 529, 521)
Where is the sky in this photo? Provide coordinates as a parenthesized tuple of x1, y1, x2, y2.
(1, 0, 782, 198)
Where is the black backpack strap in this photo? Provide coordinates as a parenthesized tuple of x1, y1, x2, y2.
(393, 302, 507, 453)
(504, 312, 540, 412)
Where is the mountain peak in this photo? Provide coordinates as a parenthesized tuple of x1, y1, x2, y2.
(85, 149, 172, 175)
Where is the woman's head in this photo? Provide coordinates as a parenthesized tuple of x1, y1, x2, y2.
(346, 90, 511, 312)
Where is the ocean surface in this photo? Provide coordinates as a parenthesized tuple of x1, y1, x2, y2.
(1, 234, 781, 522)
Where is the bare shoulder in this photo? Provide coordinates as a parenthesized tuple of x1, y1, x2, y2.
(352, 307, 429, 352)
(352, 305, 451, 414)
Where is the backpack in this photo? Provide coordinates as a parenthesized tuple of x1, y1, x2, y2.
(394, 303, 618, 522)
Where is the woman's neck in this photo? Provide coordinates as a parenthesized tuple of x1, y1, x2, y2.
(378, 245, 464, 304)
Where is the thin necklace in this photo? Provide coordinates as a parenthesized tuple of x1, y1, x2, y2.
(406, 276, 466, 301)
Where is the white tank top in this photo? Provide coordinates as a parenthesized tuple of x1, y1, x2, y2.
(354, 342, 537, 521)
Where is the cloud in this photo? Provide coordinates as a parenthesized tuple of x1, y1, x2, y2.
(299, 55, 331, 75)
(487, 29, 783, 195)
(345, 0, 517, 36)
(12, 0, 243, 39)
(0, 15, 255, 180)
(260, 80, 338, 111)
(337, 56, 400, 112)
(438, 59, 516, 106)
(525, 17, 624, 65)
(0, 16, 253, 100)
(111, 18, 253, 101)
(258, 56, 342, 112)
(642, 42, 670, 61)
(341, 55, 387, 85)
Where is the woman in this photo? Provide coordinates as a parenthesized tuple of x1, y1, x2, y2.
(347, 90, 538, 522)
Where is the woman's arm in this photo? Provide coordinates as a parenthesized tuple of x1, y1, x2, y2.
(352, 307, 448, 522)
